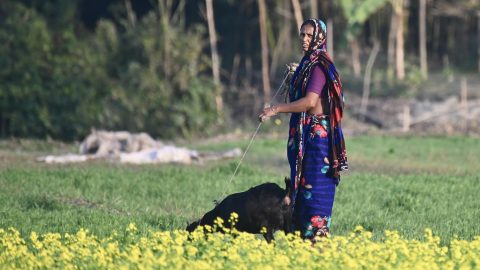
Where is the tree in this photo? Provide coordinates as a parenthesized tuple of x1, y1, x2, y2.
(0, 0, 219, 140)
(310, 0, 318, 18)
(392, 0, 405, 80)
(270, 0, 293, 77)
(0, 2, 109, 140)
(360, 40, 380, 117)
(339, 0, 390, 78)
(419, 0, 428, 79)
(101, 2, 218, 138)
(326, 1, 335, 59)
(478, 11, 480, 73)
(387, 4, 397, 80)
(258, 0, 271, 103)
(291, 0, 303, 30)
(205, 0, 224, 117)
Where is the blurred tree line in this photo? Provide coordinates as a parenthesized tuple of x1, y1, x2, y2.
(0, 0, 217, 141)
(0, 0, 479, 141)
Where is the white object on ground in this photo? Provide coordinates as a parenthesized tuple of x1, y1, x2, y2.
(119, 146, 198, 164)
(37, 154, 89, 164)
(38, 130, 242, 165)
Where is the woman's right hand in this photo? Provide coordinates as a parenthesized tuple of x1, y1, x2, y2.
(258, 105, 278, 122)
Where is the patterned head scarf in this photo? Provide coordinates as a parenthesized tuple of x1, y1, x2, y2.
(301, 18, 327, 52)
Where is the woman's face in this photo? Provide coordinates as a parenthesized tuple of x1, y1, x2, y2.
(299, 24, 315, 52)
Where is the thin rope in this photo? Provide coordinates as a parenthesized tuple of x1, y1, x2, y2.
(218, 74, 288, 200)
(221, 122, 262, 195)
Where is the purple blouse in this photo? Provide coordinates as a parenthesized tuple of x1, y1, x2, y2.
(306, 66, 326, 96)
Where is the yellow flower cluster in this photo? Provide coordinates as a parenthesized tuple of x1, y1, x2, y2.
(1, 218, 479, 269)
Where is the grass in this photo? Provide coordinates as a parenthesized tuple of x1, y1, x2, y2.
(0, 135, 479, 244)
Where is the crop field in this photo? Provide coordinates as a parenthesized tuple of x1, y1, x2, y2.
(1, 136, 479, 268)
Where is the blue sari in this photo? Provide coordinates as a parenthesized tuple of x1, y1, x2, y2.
(287, 50, 347, 240)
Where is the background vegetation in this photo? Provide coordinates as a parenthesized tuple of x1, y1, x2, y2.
(1, 0, 479, 141)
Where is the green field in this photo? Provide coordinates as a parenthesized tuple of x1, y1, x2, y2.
(1, 136, 479, 244)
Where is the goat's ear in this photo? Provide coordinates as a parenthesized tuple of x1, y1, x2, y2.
(284, 177, 291, 189)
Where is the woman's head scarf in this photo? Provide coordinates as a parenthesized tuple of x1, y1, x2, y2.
(301, 19, 327, 52)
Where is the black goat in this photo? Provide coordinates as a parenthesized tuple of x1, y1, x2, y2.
(186, 178, 292, 242)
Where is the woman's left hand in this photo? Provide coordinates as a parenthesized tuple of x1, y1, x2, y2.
(258, 105, 278, 122)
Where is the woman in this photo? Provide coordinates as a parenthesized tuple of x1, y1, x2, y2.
(259, 18, 348, 242)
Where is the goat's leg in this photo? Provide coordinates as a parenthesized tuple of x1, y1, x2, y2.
(263, 230, 274, 243)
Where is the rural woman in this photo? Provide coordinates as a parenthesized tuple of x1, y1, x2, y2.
(258, 18, 348, 242)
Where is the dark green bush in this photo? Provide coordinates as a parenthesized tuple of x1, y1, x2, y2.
(0, 1, 218, 141)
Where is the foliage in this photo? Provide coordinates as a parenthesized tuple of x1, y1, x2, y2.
(0, 2, 109, 140)
(96, 11, 218, 138)
(338, 0, 390, 39)
(1, 223, 480, 269)
(0, 1, 217, 141)
(1, 0, 480, 141)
